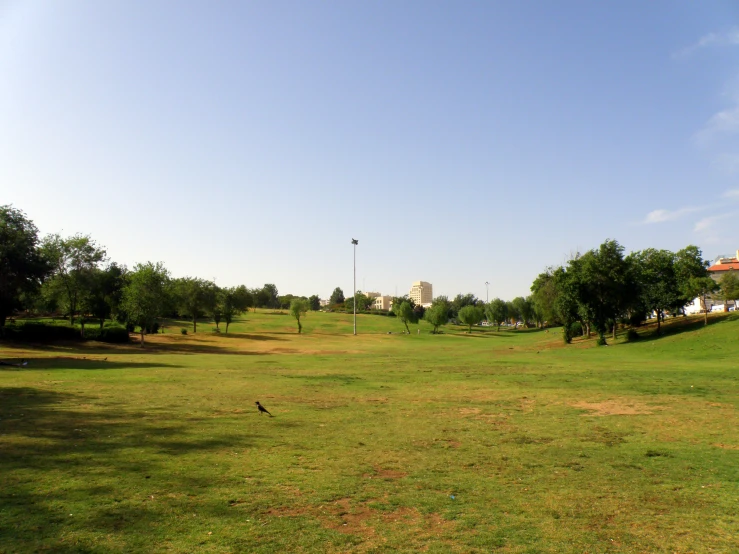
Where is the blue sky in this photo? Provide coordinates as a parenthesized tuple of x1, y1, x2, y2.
(1, 1, 738, 301)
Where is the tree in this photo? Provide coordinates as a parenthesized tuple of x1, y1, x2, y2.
(511, 296, 533, 328)
(202, 281, 220, 329)
(121, 262, 170, 347)
(674, 245, 710, 308)
(451, 293, 478, 319)
(530, 270, 559, 327)
(683, 276, 719, 325)
(578, 240, 632, 342)
(505, 300, 519, 326)
(41, 234, 107, 324)
(221, 285, 251, 333)
(0, 206, 50, 329)
(485, 298, 508, 331)
(261, 283, 279, 309)
(329, 287, 345, 306)
(290, 298, 310, 334)
(308, 295, 321, 311)
(424, 302, 449, 333)
(392, 301, 417, 333)
(173, 277, 208, 333)
(86, 263, 127, 329)
(721, 272, 739, 309)
(629, 249, 679, 335)
(458, 305, 484, 333)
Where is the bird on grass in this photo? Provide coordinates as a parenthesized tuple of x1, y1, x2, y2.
(255, 401, 273, 417)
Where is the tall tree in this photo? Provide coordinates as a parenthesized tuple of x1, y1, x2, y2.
(85, 263, 127, 330)
(392, 300, 417, 333)
(485, 298, 508, 331)
(629, 248, 679, 334)
(261, 283, 279, 309)
(511, 296, 533, 328)
(41, 234, 107, 324)
(530, 270, 559, 326)
(202, 281, 221, 329)
(290, 298, 310, 334)
(0, 206, 50, 329)
(458, 305, 484, 333)
(329, 287, 345, 306)
(121, 262, 170, 347)
(579, 240, 632, 342)
(451, 293, 478, 319)
(221, 285, 251, 333)
(308, 294, 321, 311)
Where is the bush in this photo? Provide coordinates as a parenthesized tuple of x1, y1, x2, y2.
(626, 329, 640, 342)
(596, 336, 607, 346)
(84, 326, 130, 343)
(569, 321, 583, 336)
(1, 322, 80, 342)
(180, 328, 188, 335)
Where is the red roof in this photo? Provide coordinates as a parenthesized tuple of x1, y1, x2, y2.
(708, 260, 739, 271)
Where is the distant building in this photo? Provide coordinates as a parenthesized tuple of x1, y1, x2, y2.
(409, 281, 433, 306)
(372, 295, 393, 311)
(365, 292, 381, 299)
(708, 250, 739, 283)
(319, 299, 331, 307)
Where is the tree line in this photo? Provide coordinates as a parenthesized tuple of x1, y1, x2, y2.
(0, 206, 320, 342)
(529, 239, 738, 344)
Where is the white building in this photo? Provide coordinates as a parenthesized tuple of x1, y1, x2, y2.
(409, 281, 433, 307)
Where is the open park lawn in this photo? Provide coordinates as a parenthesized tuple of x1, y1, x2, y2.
(1, 311, 738, 553)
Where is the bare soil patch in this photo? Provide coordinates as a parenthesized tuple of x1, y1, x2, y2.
(572, 399, 656, 416)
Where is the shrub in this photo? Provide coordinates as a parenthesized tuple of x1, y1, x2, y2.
(569, 321, 583, 336)
(596, 336, 607, 346)
(85, 326, 130, 343)
(180, 328, 188, 335)
(1, 322, 80, 342)
(626, 329, 640, 342)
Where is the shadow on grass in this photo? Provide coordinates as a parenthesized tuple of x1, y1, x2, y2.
(216, 333, 287, 341)
(0, 358, 183, 371)
(630, 313, 738, 343)
(0, 386, 268, 550)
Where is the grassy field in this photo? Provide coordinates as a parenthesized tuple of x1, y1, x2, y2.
(1, 310, 738, 553)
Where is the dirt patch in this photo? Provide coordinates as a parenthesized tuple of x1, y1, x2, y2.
(713, 443, 739, 450)
(572, 399, 656, 416)
(459, 407, 481, 415)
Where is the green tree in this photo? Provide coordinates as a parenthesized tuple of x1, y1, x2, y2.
(684, 276, 719, 325)
(530, 270, 558, 326)
(221, 285, 251, 333)
(202, 281, 221, 329)
(458, 305, 484, 333)
(451, 293, 478, 319)
(511, 296, 533, 328)
(261, 283, 280, 309)
(308, 294, 321, 311)
(0, 206, 50, 329)
(41, 233, 107, 324)
(628, 248, 679, 334)
(721, 272, 739, 309)
(485, 298, 508, 331)
(579, 240, 632, 342)
(424, 301, 449, 333)
(173, 277, 208, 333)
(289, 298, 310, 333)
(505, 300, 519, 326)
(329, 287, 345, 306)
(86, 263, 127, 329)
(392, 300, 417, 333)
(121, 262, 170, 347)
(674, 245, 710, 308)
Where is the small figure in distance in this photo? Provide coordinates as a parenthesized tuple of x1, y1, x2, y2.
(255, 401, 273, 417)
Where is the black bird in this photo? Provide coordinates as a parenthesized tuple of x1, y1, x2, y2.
(255, 401, 273, 417)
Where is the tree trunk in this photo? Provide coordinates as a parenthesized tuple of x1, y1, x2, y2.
(656, 310, 661, 333)
(703, 296, 708, 326)
(297, 319, 302, 334)
(404, 321, 410, 334)
(80, 319, 85, 339)
(99, 318, 104, 330)
(612, 323, 616, 340)
(225, 321, 230, 333)
(193, 317, 197, 333)
(140, 330, 145, 347)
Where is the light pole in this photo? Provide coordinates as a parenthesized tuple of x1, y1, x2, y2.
(485, 281, 490, 303)
(351, 239, 358, 335)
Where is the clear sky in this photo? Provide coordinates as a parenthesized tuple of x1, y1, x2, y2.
(2, 1, 738, 301)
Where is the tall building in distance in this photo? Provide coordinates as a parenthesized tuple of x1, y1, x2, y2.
(409, 281, 433, 307)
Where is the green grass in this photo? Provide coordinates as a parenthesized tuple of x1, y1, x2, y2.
(1, 312, 738, 552)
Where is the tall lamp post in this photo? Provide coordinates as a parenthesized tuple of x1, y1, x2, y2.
(485, 281, 490, 303)
(352, 239, 358, 335)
